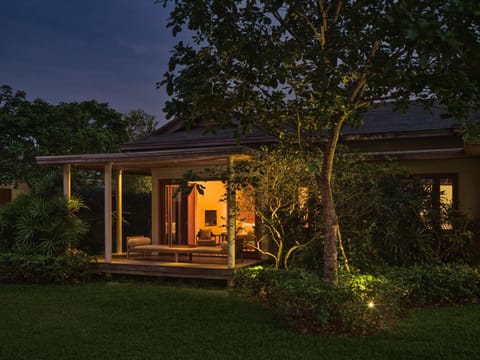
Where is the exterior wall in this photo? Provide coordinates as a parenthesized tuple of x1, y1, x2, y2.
(399, 157, 480, 220)
(0, 183, 29, 205)
(11, 183, 29, 200)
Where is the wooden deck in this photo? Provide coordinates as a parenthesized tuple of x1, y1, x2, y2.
(92, 253, 264, 280)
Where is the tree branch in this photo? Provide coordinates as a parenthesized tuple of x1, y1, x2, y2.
(314, 0, 343, 49)
(271, 9, 306, 46)
(284, 241, 312, 269)
(301, 9, 325, 47)
(318, 0, 328, 48)
(332, 0, 343, 24)
(350, 40, 380, 102)
(323, 113, 347, 184)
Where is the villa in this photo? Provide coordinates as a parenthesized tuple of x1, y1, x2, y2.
(36, 103, 480, 279)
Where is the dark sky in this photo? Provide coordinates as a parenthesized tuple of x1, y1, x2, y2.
(0, 0, 179, 124)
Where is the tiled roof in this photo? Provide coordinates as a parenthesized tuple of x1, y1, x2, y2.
(342, 103, 464, 136)
(121, 123, 273, 151)
(122, 103, 477, 152)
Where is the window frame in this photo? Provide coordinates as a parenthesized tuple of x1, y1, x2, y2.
(417, 173, 458, 231)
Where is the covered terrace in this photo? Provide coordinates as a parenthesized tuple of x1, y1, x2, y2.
(37, 145, 264, 279)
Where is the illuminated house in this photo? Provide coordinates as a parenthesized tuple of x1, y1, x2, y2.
(37, 103, 480, 277)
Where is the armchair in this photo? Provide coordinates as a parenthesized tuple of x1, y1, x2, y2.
(196, 228, 217, 246)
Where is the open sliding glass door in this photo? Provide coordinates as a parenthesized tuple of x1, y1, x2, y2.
(159, 182, 195, 245)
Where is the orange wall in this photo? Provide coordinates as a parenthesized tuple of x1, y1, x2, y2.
(194, 181, 227, 235)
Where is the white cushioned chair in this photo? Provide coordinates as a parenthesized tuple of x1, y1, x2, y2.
(196, 229, 216, 246)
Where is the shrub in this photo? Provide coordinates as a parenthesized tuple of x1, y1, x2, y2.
(234, 265, 480, 335)
(234, 147, 319, 269)
(14, 194, 89, 256)
(331, 271, 403, 334)
(386, 265, 480, 306)
(0, 194, 32, 252)
(234, 267, 330, 333)
(318, 155, 479, 271)
(232, 265, 269, 297)
(0, 251, 94, 284)
(0, 172, 89, 256)
(233, 267, 401, 335)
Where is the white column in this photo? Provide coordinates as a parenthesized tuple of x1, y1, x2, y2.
(152, 174, 159, 245)
(63, 164, 71, 200)
(104, 163, 113, 263)
(227, 156, 236, 268)
(116, 170, 123, 254)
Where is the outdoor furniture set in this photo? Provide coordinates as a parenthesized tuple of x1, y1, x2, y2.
(126, 230, 247, 262)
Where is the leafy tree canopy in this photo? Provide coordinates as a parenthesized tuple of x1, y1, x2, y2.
(123, 109, 158, 140)
(0, 85, 158, 186)
(160, 0, 480, 283)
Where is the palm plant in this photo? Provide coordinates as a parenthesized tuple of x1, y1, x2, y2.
(15, 194, 88, 256)
(0, 171, 89, 256)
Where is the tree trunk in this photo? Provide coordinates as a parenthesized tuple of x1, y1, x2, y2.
(317, 116, 346, 285)
(317, 173, 338, 284)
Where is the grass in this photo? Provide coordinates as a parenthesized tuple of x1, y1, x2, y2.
(0, 280, 479, 360)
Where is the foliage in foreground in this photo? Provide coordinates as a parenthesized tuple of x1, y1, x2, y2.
(237, 147, 479, 272)
(0, 252, 94, 284)
(387, 265, 480, 307)
(295, 154, 480, 272)
(233, 265, 480, 335)
(232, 147, 319, 269)
(0, 173, 89, 256)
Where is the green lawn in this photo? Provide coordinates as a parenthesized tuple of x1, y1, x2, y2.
(0, 281, 479, 360)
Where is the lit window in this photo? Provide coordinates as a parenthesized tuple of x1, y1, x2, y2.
(421, 174, 457, 230)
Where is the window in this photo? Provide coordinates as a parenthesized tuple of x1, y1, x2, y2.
(421, 174, 457, 230)
(204, 210, 217, 226)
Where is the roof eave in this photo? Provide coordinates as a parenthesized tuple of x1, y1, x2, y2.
(342, 127, 462, 142)
(121, 135, 276, 152)
(364, 147, 465, 161)
(36, 146, 256, 173)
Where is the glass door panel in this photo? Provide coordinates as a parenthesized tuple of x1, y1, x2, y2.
(164, 185, 178, 245)
(160, 183, 192, 246)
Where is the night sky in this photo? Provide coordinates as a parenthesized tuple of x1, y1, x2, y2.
(0, 0, 180, 125)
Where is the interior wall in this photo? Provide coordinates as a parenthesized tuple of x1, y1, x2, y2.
(151, 169, 229, 243)
(194, 181, 227, 235)
(151, 167, 209, 244)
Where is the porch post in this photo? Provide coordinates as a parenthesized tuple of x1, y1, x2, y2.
(63, 164, 71, 200)
(104, 162, 113, 263)
(227, 155, 236, 269)
(152, 176, 159, 245)
(116, 170, 123, 254)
